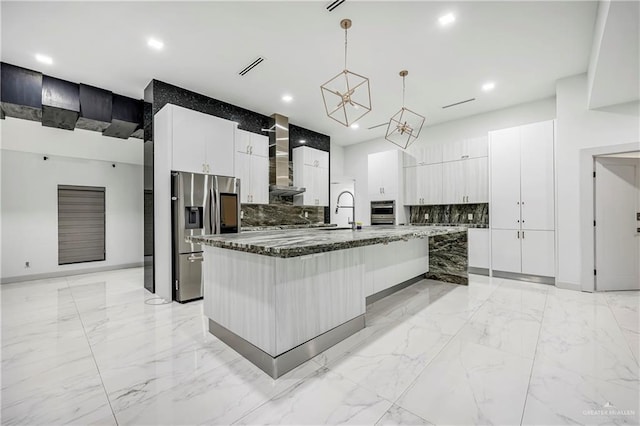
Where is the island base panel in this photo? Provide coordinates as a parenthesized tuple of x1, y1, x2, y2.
(426, 231, 469, 285)
(209, 315, 365, 379)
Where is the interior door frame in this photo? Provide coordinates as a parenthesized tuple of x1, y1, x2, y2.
(579, 142, 640, 292)
(593, 156, 640, 291)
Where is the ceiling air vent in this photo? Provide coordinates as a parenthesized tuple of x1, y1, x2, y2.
(326, 0, 346, 12)
(238, 57, 265, 76)
(442, 98, 476, 109)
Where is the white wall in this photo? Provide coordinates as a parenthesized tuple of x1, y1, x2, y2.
(0, 118, 144, 282)
(342, 97, 557, 225)
(556, 73, 640, 287)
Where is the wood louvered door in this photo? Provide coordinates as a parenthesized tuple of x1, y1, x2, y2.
(58, 185, 105, 265)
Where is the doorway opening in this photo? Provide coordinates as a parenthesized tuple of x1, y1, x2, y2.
(594, 151, 640, 291)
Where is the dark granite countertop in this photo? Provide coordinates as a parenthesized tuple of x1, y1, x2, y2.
(241, 223, 336, 232)
(410, 223, 489, 229)
(191, 225, 466, 258)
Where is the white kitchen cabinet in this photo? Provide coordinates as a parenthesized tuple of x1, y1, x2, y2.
(404, 166, 419, 205)
(490, 229, 522, 273)
(521, 230, 555, 277)
(489, 120, 555, 279)
(404, 163, 443, 205)
(442, 157, 488, 204)
(293, 146, 329, 206)
(520, 121, 555, 230)
(468, 228, 490, 270)
(368, 150, 402, 201)
(489, 126, 521, 229)
(235, 129, 269, 158)
(364, 239, 429, 296)
(235, 130, 268, 204)
(404, 144, 443, 167)
(442, 137, 488, 162)
(166, 104, 235, 177)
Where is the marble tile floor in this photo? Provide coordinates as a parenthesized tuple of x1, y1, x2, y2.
(1, 267, 638, 425)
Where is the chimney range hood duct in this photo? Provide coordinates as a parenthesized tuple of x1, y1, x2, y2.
(268, 113, 306, 196)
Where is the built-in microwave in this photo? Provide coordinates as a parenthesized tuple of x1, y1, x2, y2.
(371, 200, 395, 225)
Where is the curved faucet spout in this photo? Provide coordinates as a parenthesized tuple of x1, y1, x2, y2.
(335, 190, 356, 230)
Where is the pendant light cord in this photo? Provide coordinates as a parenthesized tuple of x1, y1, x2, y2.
(344, 27, 348, 70)
(402, 75, 406, 107)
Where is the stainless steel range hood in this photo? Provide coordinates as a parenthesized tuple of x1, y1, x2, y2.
(268, 113, 306, 196)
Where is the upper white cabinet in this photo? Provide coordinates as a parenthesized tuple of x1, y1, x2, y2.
(404, 163, 443, 205)
(442, 157, 488, 204)
(293, 146, 329, 206)
(162, 104, 235, 177)
(442, 136, 488, 162)
(489, 119, 555, 278)
(404, 144, 443, 167)
(234, 129, 269, 204)
(490, 120, 554, 231)
(368, 150, 403, 201)
(402, 138, 488, 206)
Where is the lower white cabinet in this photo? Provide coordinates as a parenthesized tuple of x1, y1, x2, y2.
(521, 230, 555, 277)
(491, 229, 555, 277)
(364, 239, 429, 296)
(468, 228, 489, 270)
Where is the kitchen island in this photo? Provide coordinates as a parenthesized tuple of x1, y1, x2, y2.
(191, 225, 466, 378)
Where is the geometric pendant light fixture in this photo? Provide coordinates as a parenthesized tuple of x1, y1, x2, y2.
(320, 19, 372, 127)
(385, 70, 425, 149)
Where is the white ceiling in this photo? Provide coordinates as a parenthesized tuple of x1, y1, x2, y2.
(1, 1, 597, 146)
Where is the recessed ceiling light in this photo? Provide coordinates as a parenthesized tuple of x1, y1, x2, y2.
(482, 82, 496, 91)
(282, 95, 293, 102)
(299, 139, 306, 144)
(147, 38, 164, 50)
(350, 123, 360, 129)
(35, 53, 53, 65)
(438, 13, 456, 26)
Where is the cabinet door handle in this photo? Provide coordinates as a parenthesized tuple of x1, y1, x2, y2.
(522, 231, 525, 239)
(517, 220, 520, 223)
(517, 201, 520, 205)
(517, 231, 520, 239)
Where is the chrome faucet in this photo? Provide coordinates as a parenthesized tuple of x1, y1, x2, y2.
(335, 190, 356, 230)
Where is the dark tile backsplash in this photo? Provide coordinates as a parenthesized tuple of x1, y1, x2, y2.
(410, 203, 489, 226)
(241, 203, 324, 227)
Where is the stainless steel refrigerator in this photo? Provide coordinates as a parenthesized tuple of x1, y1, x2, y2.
(171, 172, 240, 303)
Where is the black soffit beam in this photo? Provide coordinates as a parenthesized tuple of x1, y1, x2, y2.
(0, 62, 43, 122)
(0, 62, 143, 139)
(103, 94, 143, 139)
(42, 75, 80, 131)
(77, 83, 112, 132)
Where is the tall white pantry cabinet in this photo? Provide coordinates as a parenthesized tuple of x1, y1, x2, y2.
(489, 120, 555, 280)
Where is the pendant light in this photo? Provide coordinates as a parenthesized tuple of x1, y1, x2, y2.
(320, 19, 372, 127)
(385, 70, 425, 149)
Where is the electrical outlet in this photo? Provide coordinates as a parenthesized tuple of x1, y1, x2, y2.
(240, 210, 244, 219)
(25, 261, 30, 268)
(468, 213, 473, 220)
(424, 213, 429, 220)
(304, 211, 308, 218)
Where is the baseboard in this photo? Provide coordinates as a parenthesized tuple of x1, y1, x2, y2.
(555, 280, 584, 292)
(492, 270, 555, 285)
(1, 262, 144, 284)
(468, 267, 490, 276)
